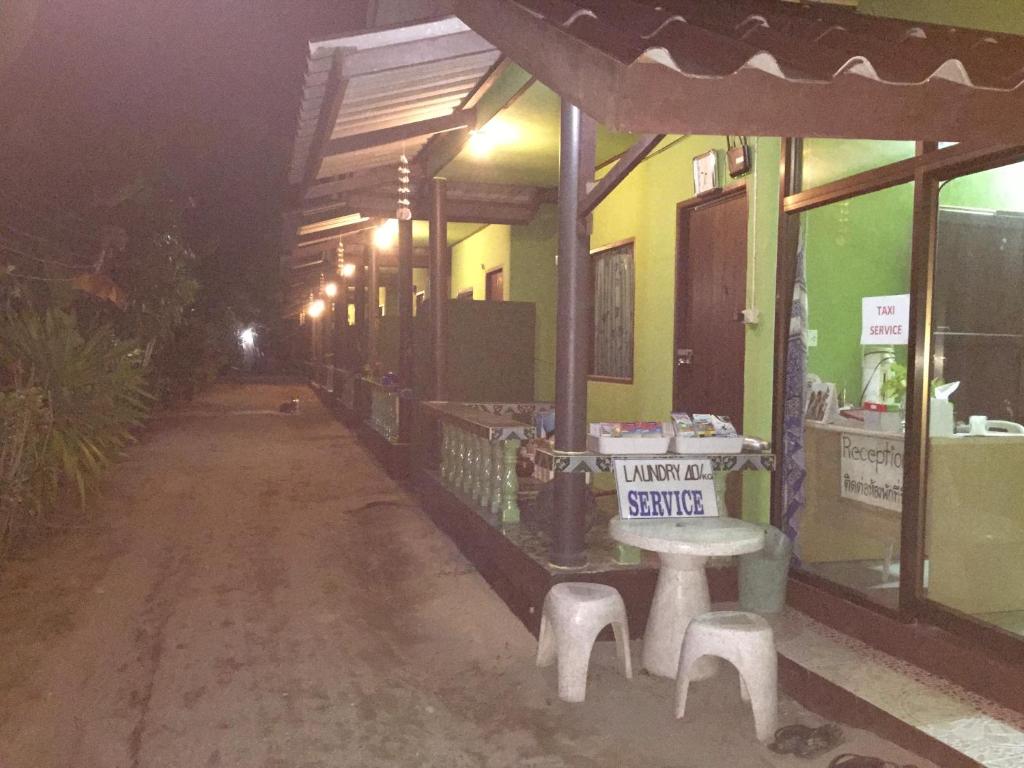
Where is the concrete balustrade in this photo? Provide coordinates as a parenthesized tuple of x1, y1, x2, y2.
(422, 401, 550, 526)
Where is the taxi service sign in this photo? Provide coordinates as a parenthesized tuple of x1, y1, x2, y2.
(613, 458, 719, 519)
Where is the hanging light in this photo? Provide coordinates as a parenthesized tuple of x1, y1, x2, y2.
(396, 154, 412, 221)
(340, 262, 356, 278)
(323, 282, 338, 298)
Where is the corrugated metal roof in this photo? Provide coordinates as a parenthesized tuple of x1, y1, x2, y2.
(508, 0, 1024, 89)
(446, 0, 1024, 141)
(287, 16, 500, 187)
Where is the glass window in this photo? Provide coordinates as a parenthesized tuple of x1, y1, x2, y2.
(802, 139, 916, 190)
(791, 183, 914, 609)
(591, 241, 634, 381)
(924, 159, 1024, 635)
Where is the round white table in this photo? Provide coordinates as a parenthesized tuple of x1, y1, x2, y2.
(610, 516, 766, 679)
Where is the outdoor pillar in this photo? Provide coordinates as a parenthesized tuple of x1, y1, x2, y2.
(551, 99, 596, 569)
(429, 177, 449, 400)
(353, 248, 367, 368)
(398, 217, 414, 389)
(367, 244, 379, 372)
(335, 270, 349, 367)
(324, 268, 336, 373)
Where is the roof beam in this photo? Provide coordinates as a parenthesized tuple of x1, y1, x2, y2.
(323, 108, 476, 156)
(333, 195, 538, 225)
(305, 166, 407, 201)
(447, 0, 1024, 142)
(579, 134, 664, 218)
(296, 219, 381, 248)
(304, 52, 347, 187)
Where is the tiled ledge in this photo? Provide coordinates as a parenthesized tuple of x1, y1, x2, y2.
(765, 606, 1024, 767)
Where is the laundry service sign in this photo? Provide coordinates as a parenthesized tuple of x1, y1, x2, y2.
(613, 458, 719, 519)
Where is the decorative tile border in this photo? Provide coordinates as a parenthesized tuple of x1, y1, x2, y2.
(769, 608, 1024, 767)
(465, 401, 553, 422)
(422, 401, 538, 442)
(535, 447, 775, 473)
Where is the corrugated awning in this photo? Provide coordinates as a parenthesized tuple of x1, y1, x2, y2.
(443, 0, 1024, 142)
(287, 16, 500, 190)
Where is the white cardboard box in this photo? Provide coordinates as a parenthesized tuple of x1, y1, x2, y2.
(671, 436, 744, 454)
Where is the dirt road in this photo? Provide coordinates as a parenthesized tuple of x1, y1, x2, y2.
(0, 384, 931, 767)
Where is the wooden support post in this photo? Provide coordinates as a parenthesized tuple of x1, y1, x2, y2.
(551, 100, 596, 569)
(367, 244, 379, 372)
(769, 138, 803, 530)
(398, 217, 414, 389)
(353, 251, 367, 369)
(429, 177, 449, 400)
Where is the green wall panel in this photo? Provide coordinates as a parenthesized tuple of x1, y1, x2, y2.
(450, 224, 511, 300)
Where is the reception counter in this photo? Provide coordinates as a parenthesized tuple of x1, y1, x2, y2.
(801, 422, 1024, 615)
(800, 423, 902, 565)
(926, 435, 1024, 614)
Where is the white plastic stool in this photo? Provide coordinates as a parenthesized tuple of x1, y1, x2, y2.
(536, 582, 632, 703)
(675, 611, 777, 742)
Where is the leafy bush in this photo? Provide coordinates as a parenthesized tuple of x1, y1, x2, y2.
(0, 309, 151, 513)
(0, 387, 48, 552)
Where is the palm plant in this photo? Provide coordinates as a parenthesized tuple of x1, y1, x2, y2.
(0, 388, 48, 551)
(0, 309, 152, 510)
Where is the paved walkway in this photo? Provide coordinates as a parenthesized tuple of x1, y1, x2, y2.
(0, 384, 932, 767)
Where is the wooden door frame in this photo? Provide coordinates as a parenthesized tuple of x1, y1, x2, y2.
(485, 266, 504, 301)
(672, 182, 748, 414)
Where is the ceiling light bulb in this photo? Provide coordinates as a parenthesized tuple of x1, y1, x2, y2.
(468, 129, 495, 158)
(307, 298, 326, 318)
(373, 219, 399, 250)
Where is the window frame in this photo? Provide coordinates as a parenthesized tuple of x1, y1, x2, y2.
(588, 237, 636, 385)
(771, 138, 1024, 665)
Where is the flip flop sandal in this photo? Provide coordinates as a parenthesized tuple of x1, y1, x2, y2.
(769, 723, 844, 758)
(828, 754, 918, 768)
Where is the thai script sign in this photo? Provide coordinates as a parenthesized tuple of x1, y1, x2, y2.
(613, 458, 719, 519)
(840, 432, 903, 512)
(861, 294, 910, 345)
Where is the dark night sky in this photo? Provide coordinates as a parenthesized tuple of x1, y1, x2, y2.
(1, 1, 369, 315)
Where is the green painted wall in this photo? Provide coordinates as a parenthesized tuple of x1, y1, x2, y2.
(802, 140, 915, 189)
(448, 213, 562, 400)
(450, 224, 511, 300)
(586, 135, 781, 522)
(803, 184, 914, 402)
(859, 0, 1024, 35)
(509, 204, 559, 401)
(802, 155, 1024, 405)
(941, 163, 1024, 212)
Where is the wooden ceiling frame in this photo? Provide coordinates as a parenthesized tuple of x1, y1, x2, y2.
(324, 108, 477, 156)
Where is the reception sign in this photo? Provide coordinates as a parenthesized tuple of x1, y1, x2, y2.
(839, 432, 904, 512)
(613, 458, 719, 519)
(861, 293, 910, 345)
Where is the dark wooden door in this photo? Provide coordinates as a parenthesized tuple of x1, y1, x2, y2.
(485, 268, 504, 302)
(674, 188, 748, 430)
